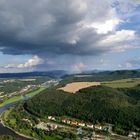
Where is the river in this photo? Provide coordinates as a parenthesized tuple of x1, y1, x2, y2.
(0, 99, 34, 140)
(0, 82, 57, 139)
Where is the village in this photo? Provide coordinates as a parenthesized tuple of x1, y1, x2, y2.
(0, 84, 39, 99)
(33, 115, 113, 140)
(47, 116, 112, 132)
(33, 115, 139, 140)
(0, 79, 59, 102)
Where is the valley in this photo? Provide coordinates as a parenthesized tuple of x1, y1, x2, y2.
(0, 70, 140, 140)
(0, 0, 140, 139)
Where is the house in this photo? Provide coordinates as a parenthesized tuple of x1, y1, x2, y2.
(78, 122, 86, 127)
(86, 124, 94, 129)
(47, 123, 58, 130)
(128, 132, 137, 138)
(95, 124, 102, 130)
(71, 121, 78, 126)
(36, 122, 49, 131)
(61, 118, 71, 124)
(66, 120, 71, 124)
(102, 124, 113, 132)
(48, 116, 52, 120)
(48, 116, 56, 121)
(62, 119, 67, 123)
(22, 118, 32, 126)
(51, 117, 56, 121)
(36, 122, 58, 131)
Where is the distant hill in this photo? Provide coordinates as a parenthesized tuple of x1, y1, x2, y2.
(1, 69, 140, 79)
(0, 70, 67, 78)
(61, 70, 140, 85)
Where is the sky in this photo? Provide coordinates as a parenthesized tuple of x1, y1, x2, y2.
(0, 0, 140, 73)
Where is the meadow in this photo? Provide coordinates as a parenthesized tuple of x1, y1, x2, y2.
(102, 78, 140, 88)
(0, 88, 45, 107)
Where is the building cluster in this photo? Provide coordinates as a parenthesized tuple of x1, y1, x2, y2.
(22, 118, 33, 126)
(0, 92, 5, 98)
(61, 118, 103, 130)
(36, 122, 58, 131)
(8, 92, 17, 97)
(0, 79, 15, 84)
(20, 78, 36, 82)
(128, 132, 140, 140)
(48, 116, 56, 121)
(41, 80, 59, 88)
(47, 116, 111, 131)
(20, 85, 37, 94)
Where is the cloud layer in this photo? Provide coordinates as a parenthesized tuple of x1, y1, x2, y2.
(0, 0, 138, 57)
(0, 0, 140, 71)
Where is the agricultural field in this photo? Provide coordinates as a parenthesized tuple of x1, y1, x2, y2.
(102, 78, 140, 88)
(58, 82, 100, 93)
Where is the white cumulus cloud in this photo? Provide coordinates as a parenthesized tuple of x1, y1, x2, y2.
(5, 55, 43, 69)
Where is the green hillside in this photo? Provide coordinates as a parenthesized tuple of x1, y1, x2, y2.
(24, 85, 140, 135)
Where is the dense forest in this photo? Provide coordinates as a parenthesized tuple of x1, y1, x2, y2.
(0, 70, 66, 78)
(24, 85, 140, 135)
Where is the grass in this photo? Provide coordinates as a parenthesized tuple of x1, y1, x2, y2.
(2, 107, 13, 123)
(102, 78, 140, 88)
(26, 88, 45, 97)
(0, 96, 22, 106)
(0, 88, 45, 107)
(10, 118, 16, 125)
(44, 136, 58, 140)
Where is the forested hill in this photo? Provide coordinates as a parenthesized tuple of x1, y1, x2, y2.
(0, 69, 140, 79)
(61, 70, 140, 85)
(0, 70, 67, 78)
(24, 85, 140, 135)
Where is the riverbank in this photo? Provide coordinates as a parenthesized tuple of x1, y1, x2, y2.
(0, 87, 46, 140)
(1, 118, 35, 140)
(0, 88, 45, 107)
(0, 111, 35, 140)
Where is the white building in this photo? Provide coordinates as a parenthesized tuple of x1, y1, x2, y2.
(86, 124, 94, 129)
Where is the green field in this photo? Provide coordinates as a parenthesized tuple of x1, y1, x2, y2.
(0, 88, 45, 107)
(26, 88, 45, 97)
(2, 107, 12, 121)
(0, 96, 22, 107)
(2, 107, 16, 126)
(102, 78, 140, 88)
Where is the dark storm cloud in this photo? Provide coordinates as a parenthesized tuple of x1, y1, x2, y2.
(0, 0, 138, 58)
